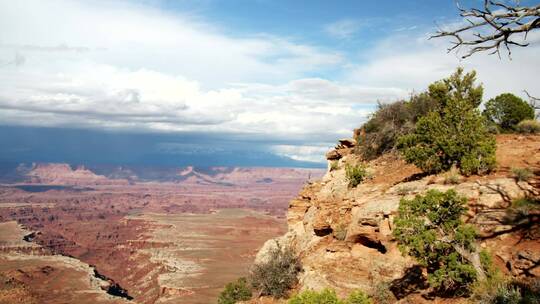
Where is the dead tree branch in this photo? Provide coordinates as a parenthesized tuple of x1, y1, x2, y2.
(432, 1, 540, 58)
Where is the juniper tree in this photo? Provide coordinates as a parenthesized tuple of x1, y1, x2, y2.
(392, 189, 487, 294)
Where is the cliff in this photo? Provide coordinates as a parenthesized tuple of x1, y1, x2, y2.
(255, 134, 539, 303)
(26, 163, 129, 186)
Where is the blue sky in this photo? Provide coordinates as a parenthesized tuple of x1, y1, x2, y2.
(0, 0, 538, 166)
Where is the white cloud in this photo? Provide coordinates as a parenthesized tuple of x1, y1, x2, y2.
(272, 144, 332, 163)
(0, 0, 538, 164)
(0, 0, 342, 87)
(324, 19, 362, 39)
(346, 32, 540, 100)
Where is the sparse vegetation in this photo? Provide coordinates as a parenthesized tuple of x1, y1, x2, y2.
(483, 93, 535, 132)
(511, 167, 534, 182)
(371, 282, 394, 304)
(511, 197, 540, 211)
(516, 119, 540, 134)
(218, 277, 252, 304)
(250, 242, 301, 298)
(472, 278, 540, 304)
(398, 69, 496, 176)
(346, 290, 372, 304)
(444, 166, 461, 185)
(396, 185, 415, 196)
(503, 197, 540, 239)
(288, 289, 372, 304)
(354, 89, 440, 160)
(393, 189, 485, 295)
(330, 160, 339, 171)
(288, 289, 342, 304)
(345, 164, 368, 188)
(333, 222, 348, 241)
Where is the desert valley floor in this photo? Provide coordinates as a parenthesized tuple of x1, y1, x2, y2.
(0, 165, 323, 304)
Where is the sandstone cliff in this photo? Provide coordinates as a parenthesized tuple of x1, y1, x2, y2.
(256, 134, 539, 302)
(26, 163, 129, 186)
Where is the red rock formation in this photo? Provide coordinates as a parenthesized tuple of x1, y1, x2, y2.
(26, 163, 129, 186)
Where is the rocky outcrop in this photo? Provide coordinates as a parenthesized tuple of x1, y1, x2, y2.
(256, 135, 540, 300)
(26, 163, 129, 186)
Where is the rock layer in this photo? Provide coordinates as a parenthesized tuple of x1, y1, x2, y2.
(256, 134, 540, 301)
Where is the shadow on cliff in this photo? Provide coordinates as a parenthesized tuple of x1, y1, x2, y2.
(389, 265, 428, 299)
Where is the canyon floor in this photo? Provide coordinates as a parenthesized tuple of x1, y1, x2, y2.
(0, 166, 322, 303)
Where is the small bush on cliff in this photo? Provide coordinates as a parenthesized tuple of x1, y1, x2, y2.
(516, 119, 540, 134)
(218, 277, 252, 304)
(354, 92, 440, 160)
(483, 93, 535, 132)
(398, 69, 496, 176)
(250, 243, 301, 298)
(511, 167, 533, 182)
(371, 282, 394, 304)
(472, 278, 540, 304)
(345, 164, 368, 188)
(346, 290, 372, 304)
(393, 189, 486, 295)
(288, 289, 372, 304)
(288, 289, 342, 304)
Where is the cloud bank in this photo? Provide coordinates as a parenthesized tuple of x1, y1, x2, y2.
(0, 0, 538, 164)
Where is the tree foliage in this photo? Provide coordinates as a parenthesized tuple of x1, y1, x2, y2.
(426, 67, 483, 109)
(398, 68, 496, 175)
(392, 190, 486, 294)
(218, 277, 252, 304)
(354, 94, 437, 159)
(483, 93, 535, 131)
(355, 68, 486, 163)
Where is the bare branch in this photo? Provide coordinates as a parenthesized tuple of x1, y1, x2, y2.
(432, 1, 540, 58)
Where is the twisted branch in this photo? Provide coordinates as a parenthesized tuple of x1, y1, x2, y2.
(432, 1, 540, 58)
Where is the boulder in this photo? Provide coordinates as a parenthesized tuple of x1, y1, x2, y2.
(325, 149, 341, 160)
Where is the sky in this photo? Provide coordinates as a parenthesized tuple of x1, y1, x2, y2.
(0, 0, 539, 166)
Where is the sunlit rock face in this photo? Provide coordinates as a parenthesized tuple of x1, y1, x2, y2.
(256, 134, 540, 301)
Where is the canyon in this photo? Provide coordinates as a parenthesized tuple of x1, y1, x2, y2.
(0, 164, 324, 304)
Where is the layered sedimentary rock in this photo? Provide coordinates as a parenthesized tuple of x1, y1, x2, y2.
(256, 134, 540, 301)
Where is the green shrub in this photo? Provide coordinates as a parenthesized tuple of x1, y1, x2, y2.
(511, 167, 533, 182)
(289, 289, 343, 304)
(355, 69, 486, 161)
(218, 277, 252, 304)
(393, 189, 483, 294)
(354, 87, 444, 160)
(330, 161, 339, 171)
(345, 164, 368, 188)
(511, 197, 539, 210)
(288, 289, 372, 304)
(250, 243, 301, 298)
(483, 93, 535, 132)
(355, 101, 417, 159)
(472, 279, 540, 304)
(493, 284, 522, 304)
(346, 290, 372, 304)
(516, 119, 540, 134)
(398, 69, 496, 176)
